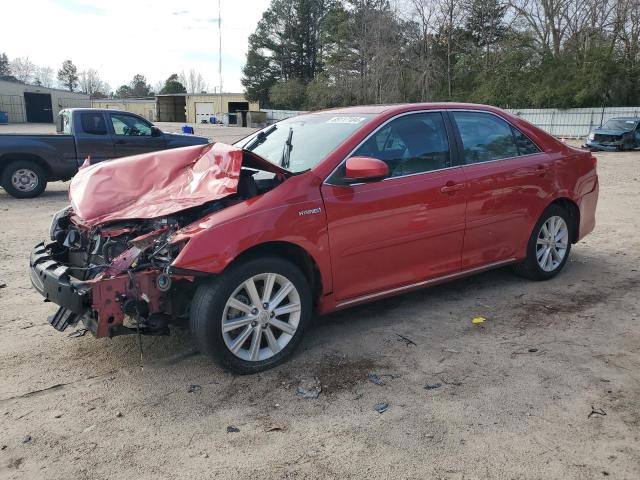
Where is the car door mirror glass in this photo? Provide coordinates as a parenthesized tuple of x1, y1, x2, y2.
(345, 156, 389, 182)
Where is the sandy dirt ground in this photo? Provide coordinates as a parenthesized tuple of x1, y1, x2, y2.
(0, 140, 639, 479)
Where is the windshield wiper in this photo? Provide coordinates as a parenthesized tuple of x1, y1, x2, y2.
(244, 124, 277, 152)
(280, 127, 293, 168)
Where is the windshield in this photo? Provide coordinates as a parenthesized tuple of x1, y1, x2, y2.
(234, 113, 374, 172)
(602, 119, 638, 131)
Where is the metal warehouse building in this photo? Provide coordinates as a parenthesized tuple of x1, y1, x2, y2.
(155, 93, 259, 126)
(90, 98, 156, 121)
(0, 79, 90, 123)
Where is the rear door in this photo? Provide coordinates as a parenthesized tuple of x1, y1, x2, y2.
(321, 111, 467, 303)
(448, 110, 552, 269)
(74, 111, 115, 163)
(108, 112, 166, 157)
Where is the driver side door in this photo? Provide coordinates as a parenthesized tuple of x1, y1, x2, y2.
(321, 111, 467, 304)
(108, 113, 166, 157)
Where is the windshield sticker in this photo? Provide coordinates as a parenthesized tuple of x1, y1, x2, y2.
(326, 116, 367, 124)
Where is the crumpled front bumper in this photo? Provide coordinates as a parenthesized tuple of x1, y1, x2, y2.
(30, 242, 88, 317)
(30, 242, 165, 337)
(583, 140, 622, 151)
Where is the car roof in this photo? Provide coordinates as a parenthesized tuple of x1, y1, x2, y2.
(306, 102, 506, 116)
(61, 108, 142, 117)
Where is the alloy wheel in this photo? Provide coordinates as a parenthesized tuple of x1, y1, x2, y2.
(536, 215, 569, 272)
(221, 273, 302, 362)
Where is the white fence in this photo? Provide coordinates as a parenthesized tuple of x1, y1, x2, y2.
(262, 106, 640, 138)
(507, 107, 640, 138)
(261, 109, 306, 123)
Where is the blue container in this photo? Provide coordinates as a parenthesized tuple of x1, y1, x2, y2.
(182, 125, 194, 134)
(210, 116, 217, 124)
(0, 111, 8, 124)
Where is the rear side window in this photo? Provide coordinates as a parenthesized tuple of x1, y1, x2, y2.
(511, 127, 540, 155)
(354, 112, 450, 177)
(58, 111, 72, 134)
(452, 111, 519, 164)
(80, 112, 107, 135)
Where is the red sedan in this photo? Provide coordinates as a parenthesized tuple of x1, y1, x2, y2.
(31, 103, 598, 373)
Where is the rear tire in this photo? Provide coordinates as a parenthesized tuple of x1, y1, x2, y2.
(512, 204, 573, 281)
(1, 160, 47, 198)
(190, 256, 312, 374)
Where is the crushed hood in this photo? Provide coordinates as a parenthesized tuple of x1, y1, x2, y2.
(69, 142, 287, 226)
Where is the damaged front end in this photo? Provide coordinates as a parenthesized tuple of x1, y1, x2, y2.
(30, 142, 288, 338)
(32, 206, 209, 336)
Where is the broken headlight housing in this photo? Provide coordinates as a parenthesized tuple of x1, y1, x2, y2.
(49, 206, 72, 241)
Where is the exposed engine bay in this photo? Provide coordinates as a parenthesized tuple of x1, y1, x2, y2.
(30, 143, 288, 338)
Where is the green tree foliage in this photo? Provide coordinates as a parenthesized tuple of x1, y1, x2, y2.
(269, 78, 307, 108)
(241, 0, 339, 108)
(130, 74, 152, 97)
(243, 0, 640, 109)
(159, 74, 187, 94)
(57, 60, 79, 92)
(115, 85, 134, 98)
(0, 53, 10, 77)
(241, 45, 278, 107)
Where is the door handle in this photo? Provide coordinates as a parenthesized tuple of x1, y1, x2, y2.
(440, 182, 465, 194)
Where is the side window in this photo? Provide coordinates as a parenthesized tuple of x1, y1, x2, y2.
(353, 112, 450, 177)
(452, 112, 518, 164)
(80, 112, 107, 135)
(110, 114, 152, 136)
(58, 111, 72, 134)
(511, 127, 540, 155)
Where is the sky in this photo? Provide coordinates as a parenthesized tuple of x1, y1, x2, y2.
(0, 0, 272, 93)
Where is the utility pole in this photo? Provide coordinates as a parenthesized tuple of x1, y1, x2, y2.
(218, 0, 223, 95)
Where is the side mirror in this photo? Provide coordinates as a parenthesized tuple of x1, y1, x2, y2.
(345, 156, 389, 182)
(150, 126, 162, 137)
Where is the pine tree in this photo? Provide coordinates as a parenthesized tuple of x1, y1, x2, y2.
(57, 60, 79, 92)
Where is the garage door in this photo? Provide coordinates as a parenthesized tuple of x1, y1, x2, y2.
(195, 102, 215, 123)
(24, 93, 53, 123)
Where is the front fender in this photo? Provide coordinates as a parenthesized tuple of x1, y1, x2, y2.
(171, 188, 332, 293)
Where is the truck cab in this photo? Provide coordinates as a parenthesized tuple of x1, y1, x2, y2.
(1, 108, 209, 198)
(58, 109, 210, 161)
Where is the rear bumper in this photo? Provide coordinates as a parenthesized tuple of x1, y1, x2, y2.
(577, 177, 599, 241)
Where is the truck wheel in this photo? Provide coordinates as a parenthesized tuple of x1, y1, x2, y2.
(1, 160, 47, 198)
(512, 204, 573, 281)
(190, 256, 312, 374)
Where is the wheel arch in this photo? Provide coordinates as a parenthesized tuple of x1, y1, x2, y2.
(546, 197, 580, 243)
(227, 241, 324, 309)
(0, 153, 52, 180)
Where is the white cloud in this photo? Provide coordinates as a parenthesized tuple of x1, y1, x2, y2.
(0, 0, 271, 93)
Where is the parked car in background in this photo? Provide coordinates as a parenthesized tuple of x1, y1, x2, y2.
(0, 108, 209, 198)
(30, 103, 598, 374)
(584, 117, 640, 151)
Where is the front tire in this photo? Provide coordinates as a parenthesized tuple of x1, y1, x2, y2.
(190, 256, 312, 374)
(1, 160, 47, 198)
(512, 204, 573, 280)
